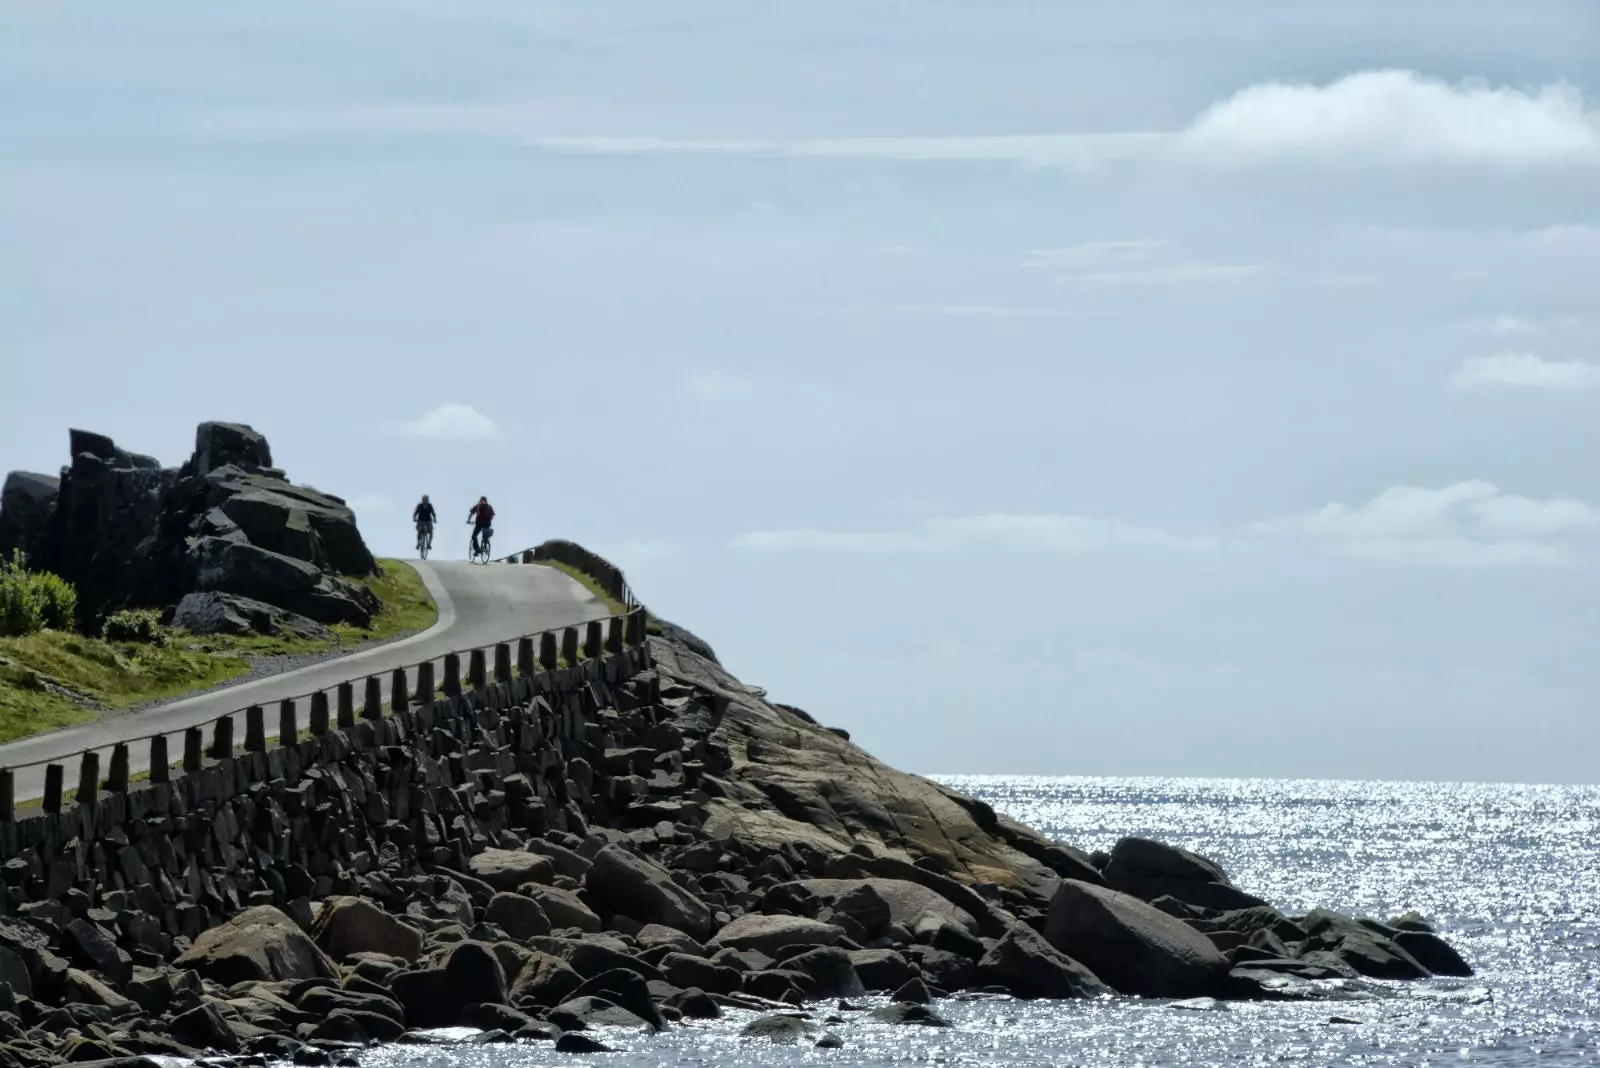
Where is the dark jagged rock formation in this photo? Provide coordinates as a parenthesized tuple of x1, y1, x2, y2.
(0, 604, 1472, 1062)
(0, 422, 377, 631)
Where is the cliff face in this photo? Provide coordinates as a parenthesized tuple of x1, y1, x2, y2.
(651, 633, 1071, 899)
(0, 422, 378, 632)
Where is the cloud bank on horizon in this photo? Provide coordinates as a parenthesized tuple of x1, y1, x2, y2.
(2, 0, 1597, 784)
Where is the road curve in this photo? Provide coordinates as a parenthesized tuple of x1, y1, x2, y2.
(0, 560, 611, 802)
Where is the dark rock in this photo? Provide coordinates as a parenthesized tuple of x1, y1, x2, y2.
(570, 968, 667, 1032)
(1299, 910, 1431, 980)
(517, 886, 601, 933)
(527, 936, 664, 984)
(311, 897, 423, 963)
(1102, 838, 1269, 913)
(171, 592, 334, 642)
(313, 1008, 403, 1043)
(744, 969, 808, 1003)
(815, 1031, 845, 1049)
(483, 894, 551, 941)
(0, 471, 59, 563)
(976, 924, 1107, 1000)
(1044, 880, 1232, 998)
(586, 845, 713, 940)
(1393, 930, 1472, 977)
(633, 924, 705, 957)
(191, 422, 273, 477)
(389, 968, 452, 1028)
(868, 1002, 951, 1027)
(664, 987, 721, 1020)
(168, 1002, 242, 1053)
(893, 977, 932, 1004)
(444, 941, 508, 1009)
(782, 947, 865, 999)
(905, 945, 973, 992)
(506, 950, 583, 1010)
(848, 948, 911, 993)
(659, 952, 730, 994)
(61, 921, 131, 988)
(173, 906, 338, 987)
(189, 538, 378, 626)
(710, 915, 844, 956)
(554, 1032, 615, 1054)
(469, 850, 554, 893)
(740, 1014, 815, 1042)
(548, 995, 653, 1031)
(457, 1003, 542, 1033)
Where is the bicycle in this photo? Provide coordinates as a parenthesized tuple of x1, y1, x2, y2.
(469, 524, 493, 564)
(415, 520, 433, 560)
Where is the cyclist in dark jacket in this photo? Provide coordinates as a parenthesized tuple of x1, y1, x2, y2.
(412, 495, 436, 553)
(468, 497, 496, 556)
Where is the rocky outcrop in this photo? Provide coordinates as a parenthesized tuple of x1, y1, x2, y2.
(0, 471, 59, 564)
(1043, 880, 1231, 997)
(0, 422, 378, 629)
(0, 561, 1473, 1061)
(171, 591, 334, 642)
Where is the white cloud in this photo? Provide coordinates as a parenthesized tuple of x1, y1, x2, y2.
(1174, 71, 1600, 168)
(891, 304, 1068, 318)
(732, 513, 1208, 555)
(398, 403, 503, 440)
(737, 484, 1600, 569)
(1451, 352, 1600, 392)
(209, 70, 1600, 172)
(1250, 482, 1600, 567)
(1026, 241, 1269, 287)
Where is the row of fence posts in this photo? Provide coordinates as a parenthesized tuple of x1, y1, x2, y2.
(0, 610, 645, 824)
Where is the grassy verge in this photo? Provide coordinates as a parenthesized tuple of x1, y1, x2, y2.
(539, 559, 644, 621)
(0, 559, 436, 745)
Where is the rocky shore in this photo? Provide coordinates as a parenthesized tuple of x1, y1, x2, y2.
(0, 599, 1473, 1063)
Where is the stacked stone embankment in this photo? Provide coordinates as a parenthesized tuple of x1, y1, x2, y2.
(0, 548, 1473, 1062)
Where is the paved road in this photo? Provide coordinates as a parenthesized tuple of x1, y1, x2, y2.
(0, 560, 611, 803)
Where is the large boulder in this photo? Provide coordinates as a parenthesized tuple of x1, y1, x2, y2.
(763, 878, 978, 938)
(976, 923, 1108, 999)
(518, 884, 602, 933)
(585, 845, 713, 940)
(1044, 880, 1232, 998)
(189, 537, 378, 626)
(1102, 837, 1269, 913)
(311, 896, 424, 962)
(174, 906, 338, 986)
(1297, 910, 1432, 980)
(171, 591, 334, 642)
(0, 471, 59, 563)
(190, 422, 273, 476)
(484, 893, 552, 940)
(470, 849, 555, 893)
(709, 914, 845, 956)
(217, 485, 374, 576)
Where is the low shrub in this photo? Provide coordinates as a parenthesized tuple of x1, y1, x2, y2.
(0, 550, 79, 637)
(102, 608, 163, 644)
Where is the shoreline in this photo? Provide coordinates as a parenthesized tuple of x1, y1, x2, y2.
(0, 558, 1474, 1065)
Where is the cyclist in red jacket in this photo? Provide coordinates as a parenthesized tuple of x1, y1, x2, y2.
(468, 497, 496, 557)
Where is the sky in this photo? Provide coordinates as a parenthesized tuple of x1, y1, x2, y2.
(3, 1, 1599, 784)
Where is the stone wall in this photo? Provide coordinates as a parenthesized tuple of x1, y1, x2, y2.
(0, 610, 650, 924)
(509, 540, 638, 609)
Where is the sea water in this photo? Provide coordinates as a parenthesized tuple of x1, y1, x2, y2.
(360, 776, 1600, 1066)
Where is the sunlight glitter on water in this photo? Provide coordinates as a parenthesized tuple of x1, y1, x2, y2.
(356, 776, 1600, 1067)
